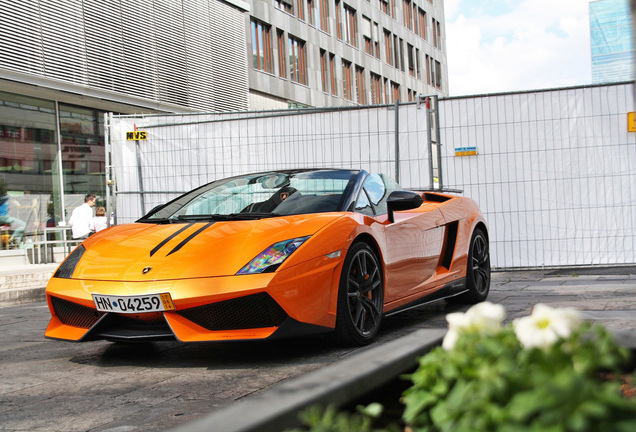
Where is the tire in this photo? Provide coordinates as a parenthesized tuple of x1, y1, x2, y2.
(332, 242, 384, 346)
(449, 227, 490, 304)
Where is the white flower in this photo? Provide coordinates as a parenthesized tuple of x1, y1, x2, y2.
(513, 304, 582, 350)
(442, 302, 506, 350)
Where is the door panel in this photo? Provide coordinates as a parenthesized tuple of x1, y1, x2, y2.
(383, 208, 444, 302)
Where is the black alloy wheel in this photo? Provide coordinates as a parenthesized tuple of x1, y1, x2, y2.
(333, 242, 384, 346)
(470, 229, 491, 295)
(450, 227, 491, 304)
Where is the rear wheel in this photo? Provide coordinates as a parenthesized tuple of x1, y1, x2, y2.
(449, 227, 490, 304)
(332, 242, 384, 346)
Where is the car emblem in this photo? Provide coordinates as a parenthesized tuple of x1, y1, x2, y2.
(142, 266, 153, 275)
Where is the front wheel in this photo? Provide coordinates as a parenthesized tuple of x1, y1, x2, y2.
(449, 227, 490, 304)
(332, 242, 384, 346)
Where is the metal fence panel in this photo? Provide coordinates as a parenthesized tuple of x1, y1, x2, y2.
(109, 104, 433, 224)
(109, 84, 635, 269)
(440, 83, 636, 268)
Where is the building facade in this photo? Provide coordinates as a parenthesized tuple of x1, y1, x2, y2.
(590, 0, 635, 83)
(0, 0, 447, 253)
(247, 0, 448, 109)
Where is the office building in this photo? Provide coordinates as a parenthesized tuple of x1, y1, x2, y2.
(0, 0, 447, 251)
(590, 0, 634, 83)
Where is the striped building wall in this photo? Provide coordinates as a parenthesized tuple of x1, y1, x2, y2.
(0, 0, 249, 112)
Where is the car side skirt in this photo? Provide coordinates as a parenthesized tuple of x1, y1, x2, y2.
(383, 278, 467, 317)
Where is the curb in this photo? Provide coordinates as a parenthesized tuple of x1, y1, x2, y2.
(0, 264, 56, 307)
(169, 328, 446, 432)
(0, 287, 46, 305)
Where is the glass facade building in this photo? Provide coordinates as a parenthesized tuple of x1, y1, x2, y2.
(0, 91, 107, 249)
(590, 0, 635, 84)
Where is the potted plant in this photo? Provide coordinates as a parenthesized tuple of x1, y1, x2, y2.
(291, 303, 636, 432)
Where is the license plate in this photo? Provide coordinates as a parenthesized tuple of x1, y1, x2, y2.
(92, 293, 175, 313)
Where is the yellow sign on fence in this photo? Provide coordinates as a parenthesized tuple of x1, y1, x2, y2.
(628, 112, 636, 132)
(126, 131, 147, 140)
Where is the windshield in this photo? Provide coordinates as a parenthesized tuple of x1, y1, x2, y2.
(142, 169, 358, 223)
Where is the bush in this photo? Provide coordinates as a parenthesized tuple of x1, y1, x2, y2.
(292, 303, 636, 432)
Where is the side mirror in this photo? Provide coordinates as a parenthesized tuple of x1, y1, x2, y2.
(387, 191, 424, 223)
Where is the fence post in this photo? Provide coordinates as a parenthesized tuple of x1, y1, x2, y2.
(394, 100, 400, 183)
(433, 96, 443, 190)
(104, 113, 111, 227)
(421, 95, 442, 190)
(135, 125, 146, 215)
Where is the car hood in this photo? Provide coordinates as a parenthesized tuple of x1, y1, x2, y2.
(70, 214, 344, 281)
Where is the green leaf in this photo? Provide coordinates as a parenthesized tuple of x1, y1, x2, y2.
(357, 403, 383, 418)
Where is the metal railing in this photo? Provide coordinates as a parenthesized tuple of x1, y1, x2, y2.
(22, 226, 82, 264)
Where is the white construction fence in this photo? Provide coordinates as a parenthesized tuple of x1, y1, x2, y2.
(107, 82, 635, 269)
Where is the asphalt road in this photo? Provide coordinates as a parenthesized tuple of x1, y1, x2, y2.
(1, 268, 635, 432)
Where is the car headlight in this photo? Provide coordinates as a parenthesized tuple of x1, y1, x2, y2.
(237, 236, 310, 275)
(54, 245, 85, 279)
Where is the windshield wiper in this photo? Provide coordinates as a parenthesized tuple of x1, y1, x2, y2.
(227, 212, 276, 220)
(174, 212, 276, 222)
(176, 214, 231, 221)
(138, 217, 175, 224)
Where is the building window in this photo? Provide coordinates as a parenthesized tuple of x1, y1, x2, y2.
(251, 20, 273, 73)
(432, 18, 441, 49)
(436, 20, 441, 48)
(307, 0, 315, 24)
(275, 0, 293, 14)
(344, 5, 358, 47)
(343, 4, 357, 47)
(393, 34, 401, 69)
(342, 60, 353, 101)
(373, 22, 380, 58)
(330, 53, 337, 96)
(362, 16, 372, 55)
(289, 36, 307, 84)
(317, 0, 329, 32)
(297, 0, 305, 20)
(399, 37, 405, 72)
(370, 73, 382, 104)
(379, 0, 389, 15)
(391, 81, 400, 102)
(403, 0, 413, 30)
(383, 78, 389, 104)
(435, 60, 442, 89)
(355, 66, 366, 104)
(320, 49, 329, 92)
(416, 47, 421, 78)
(335, 0, 342, 39)
(407, 43, 415, 77)
(417, 8, 427, 39)
(384, 29, 393, 66)
(277, 30, 286, 78)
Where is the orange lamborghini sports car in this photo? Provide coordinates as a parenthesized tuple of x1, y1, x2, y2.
(45, 169, 490, 346)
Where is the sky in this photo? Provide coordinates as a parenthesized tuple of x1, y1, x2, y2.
(444, 0, 594, 96)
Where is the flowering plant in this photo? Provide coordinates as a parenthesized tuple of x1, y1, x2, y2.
(403, 303, 636, 431)
(292, 303, 636, 432)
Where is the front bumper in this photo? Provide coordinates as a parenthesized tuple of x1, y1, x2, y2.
(44, 255, 342, 342)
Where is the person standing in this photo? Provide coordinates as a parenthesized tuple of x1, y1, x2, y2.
(0, 179, 27, 247)
(69, 194, 96, 239)
(90, 206, 108, 233)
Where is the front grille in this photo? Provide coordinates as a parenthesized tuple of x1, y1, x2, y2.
(51, 296, 104, 329)
(177, 293, 288, 331)
(89, 313, 174, 341)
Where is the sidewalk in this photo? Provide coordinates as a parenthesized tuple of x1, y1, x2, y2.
(0, 263, 58, 305)
(0, 265, 634, 432)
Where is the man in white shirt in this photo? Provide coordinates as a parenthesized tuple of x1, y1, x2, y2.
(69, 194, 96, 239)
